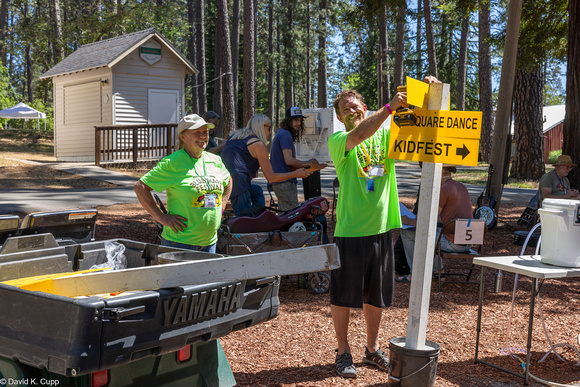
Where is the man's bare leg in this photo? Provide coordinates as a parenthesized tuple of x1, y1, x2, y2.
(331, 304, 351, 354)
(363, 303, 382, 353)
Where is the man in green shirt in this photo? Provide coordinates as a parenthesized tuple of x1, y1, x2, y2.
(328, 76, 438, 378)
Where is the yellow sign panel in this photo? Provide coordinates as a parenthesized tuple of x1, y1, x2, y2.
(391, 109, 483, 140)
(406, 76, 430, 109)
(388, 134, 480, 166)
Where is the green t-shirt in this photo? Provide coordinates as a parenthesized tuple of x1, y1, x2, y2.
(328, 127, 401, 237)
(141, 149, 230, 246)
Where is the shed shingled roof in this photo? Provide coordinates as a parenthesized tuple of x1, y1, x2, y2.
(40, 28, 196, 79)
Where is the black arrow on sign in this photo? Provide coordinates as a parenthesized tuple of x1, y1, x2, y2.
(456, 144, 470, 159)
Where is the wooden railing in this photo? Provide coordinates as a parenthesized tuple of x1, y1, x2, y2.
(95, 123, 178, 168)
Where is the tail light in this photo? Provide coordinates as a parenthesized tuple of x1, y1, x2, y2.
(92, 370, 109, 387)
(177, 344, 192, 363)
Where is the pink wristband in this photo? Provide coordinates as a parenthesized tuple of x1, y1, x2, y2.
(385, 103, 393, 115)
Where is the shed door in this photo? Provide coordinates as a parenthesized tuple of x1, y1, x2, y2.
(148, 89, 180, 158)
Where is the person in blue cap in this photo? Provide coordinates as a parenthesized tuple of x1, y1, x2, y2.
(270, 106, 321, 211)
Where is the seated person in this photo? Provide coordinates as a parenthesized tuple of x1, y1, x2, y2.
(538, 154, 579, 207)
(397, 165, 473, 282)
(221, 113, 310, 216)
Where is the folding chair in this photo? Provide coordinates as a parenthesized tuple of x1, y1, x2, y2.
(434, 218, 487, 292)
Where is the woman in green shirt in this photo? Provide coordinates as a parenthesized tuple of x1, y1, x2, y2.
(134, 114, 232, 253)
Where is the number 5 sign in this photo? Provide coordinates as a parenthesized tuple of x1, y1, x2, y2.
(454, 219, 485, 245)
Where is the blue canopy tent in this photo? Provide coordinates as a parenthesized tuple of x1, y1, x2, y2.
(0, 102, 47, 130)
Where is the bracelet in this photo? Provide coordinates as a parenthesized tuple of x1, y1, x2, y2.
(385, 103, 393, 115)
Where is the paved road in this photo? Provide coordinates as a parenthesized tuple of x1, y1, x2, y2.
(0, 160, 536, 215)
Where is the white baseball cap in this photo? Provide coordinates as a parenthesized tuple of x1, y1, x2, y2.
(177, 114, 215, 135)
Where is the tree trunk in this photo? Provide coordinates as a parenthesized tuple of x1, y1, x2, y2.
(283, 0, 294, 107)
(243, 0, 256, 125)
(0, 0, 8, 65)
(49, 0, 63, 64)
(195, 0, 207, 115)
(317, 0, 327, 108)
(276, 22, 281, 124)
(232, 0, 240, 125)
(378, 6, 389, 105)
(216, 0, 235, 140)
(306, 0, 311, 109)
(187, 0, 197, 115)
(478, 0, 493, 162)
(214, 21, 223, 135)
(26, 45, 32, 103)
(394, 3, 405, 88)
(510, 64, 544, 180)
(457, 16, 469, 111)
(267, 0, 275, 120)
(416, 0, 422, 79)
(423, 0, 437, 78)
(563, 0, 580, 188)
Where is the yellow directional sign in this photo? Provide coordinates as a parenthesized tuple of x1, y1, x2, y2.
(388, 133, 480, 166)
(391, 109, 482, 140)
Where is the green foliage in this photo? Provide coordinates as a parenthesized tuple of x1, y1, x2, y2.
(0, 64, 17, 110)
(0, 0, 570, 133)
(548, 150, 562, 164)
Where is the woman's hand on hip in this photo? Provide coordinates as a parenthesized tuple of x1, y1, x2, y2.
(159, 213, 188, 233)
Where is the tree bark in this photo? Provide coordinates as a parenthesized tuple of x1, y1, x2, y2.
(317, 0, 327, 108)
(510, 64, 545, 180)
(423, 0, 437, 78)
(26, 45, 32, 103)
(478, 0, 493, 162)
(563, 0, 580, 187)
(394, 3, 405, 88)
(49, 0, 63, 64)
(416, 0, 422, 79)
(378, 6, 389, 105)
(306, 0, 311, 109)
(488, 0, 522, 213)
(457, 16, 469, 111)
(195, 0, 207, 115)
(267, 0, 275, 120)
(187, 0, 197, 115)
(232, 0, 240, 124)
(283, 0, 294, 108)
(216, 0, 235, 140)
(0, 0, 8, 65)
(243, 0, 256, 125)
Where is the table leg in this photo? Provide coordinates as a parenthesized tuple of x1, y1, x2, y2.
(524, 278, 537, 385)
(475, 266, 486, 363)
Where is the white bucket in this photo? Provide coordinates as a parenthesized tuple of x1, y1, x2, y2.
(538, 198, 580, 267)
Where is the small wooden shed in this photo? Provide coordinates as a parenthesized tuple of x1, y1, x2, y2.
(41, 28, 197, 162)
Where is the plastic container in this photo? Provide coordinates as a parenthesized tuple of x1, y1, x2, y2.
(538, 198, 580, 267)
(388, 337, 440, 386)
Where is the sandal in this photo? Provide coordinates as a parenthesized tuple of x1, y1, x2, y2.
(363, 346, 390, 372)
(395, 274, 412, 283)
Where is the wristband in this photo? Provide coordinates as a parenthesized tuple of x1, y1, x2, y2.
(385, 103, 393, 115)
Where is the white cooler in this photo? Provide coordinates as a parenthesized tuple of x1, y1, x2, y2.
(538, 198, 580, 267)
